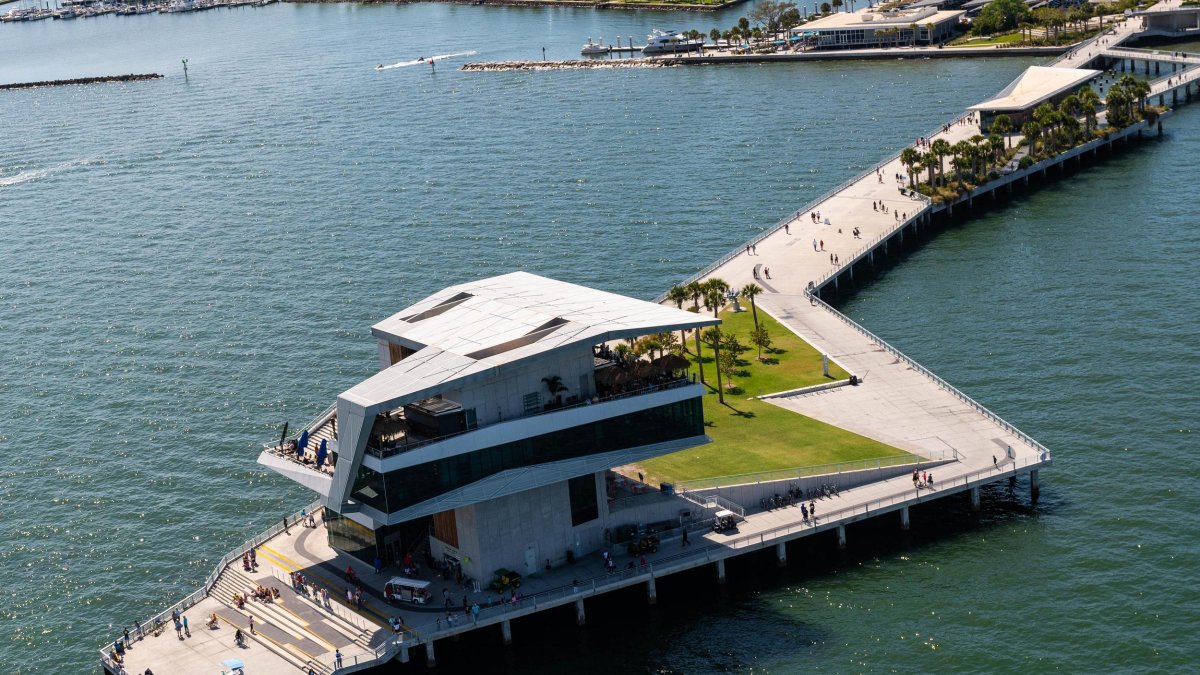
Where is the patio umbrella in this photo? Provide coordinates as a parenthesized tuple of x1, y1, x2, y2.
(221, 658, 245, 670)
(631, 360, 657, 380)
(298, 429, 309, 458)
(316, 439, 328, 468)
(654, 353, 690, 375)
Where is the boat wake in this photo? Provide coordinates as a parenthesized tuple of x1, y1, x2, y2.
(375, 51, 478, 70)
(0, 158, 95, 187)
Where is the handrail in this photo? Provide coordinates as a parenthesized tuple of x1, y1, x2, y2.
(655, 126, 939, 303)
(403, 450, 1050, 643)
(98, 499, 323, 666)
(806, 292, 1052, 460)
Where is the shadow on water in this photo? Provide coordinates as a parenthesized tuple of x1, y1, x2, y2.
(372, 482, 1059, 673)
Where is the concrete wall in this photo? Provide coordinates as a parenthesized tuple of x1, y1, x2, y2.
(687, 460, 953, 516)
(451, 473, 613, 584)
(448, 347, 595, 427)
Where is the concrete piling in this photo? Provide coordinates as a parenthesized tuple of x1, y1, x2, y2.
(776, 541, 787, 567)
(900, 505, 910, 531)
(575, 598, 586, 626)
(425, 640, 436, 668)
(501, 619, 512, 645)
(716, 558, 726, 584)
(970, 486, 981, 512)
(1031, 470, 1040, 503)
(836, 524, 847, 550)
(646, 576, 657, 605)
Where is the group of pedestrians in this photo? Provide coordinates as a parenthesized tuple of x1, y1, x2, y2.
(912, 470, 935, 489)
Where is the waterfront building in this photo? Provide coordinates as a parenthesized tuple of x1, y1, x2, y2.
(259, 272, 717, 587)
(969, 65, 1101, 129)
(793, 7, 965, 49)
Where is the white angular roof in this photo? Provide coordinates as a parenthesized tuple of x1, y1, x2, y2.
(969, 66, 1100, 113)
(342, 272, 717, 410)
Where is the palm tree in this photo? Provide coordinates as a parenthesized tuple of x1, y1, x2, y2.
(1078, 86, 1100, 135)
(987, 134, 1005, 165)
(710, 28, 721, 45)
(1033, 103, 1059, 153)
(989, 113, 1013, 148)
(701, 327, 726, 404)
(968, 134, 986, 177)
(541, 375, 568, 406)
(920, 152, 937, 187)
(700, 278, 724, 398)
(741, 283, 763, 329)
(1021, 120, 1041, 154)
(831, 0, 842, 12)
(951, 140, 972, 187)
(668, 284, 691, 352)
(685, 281, 705, 381)
(900, 147, 921, 188)
(930, 138, 952, 185)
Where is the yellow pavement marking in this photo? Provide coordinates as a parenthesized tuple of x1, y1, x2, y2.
(259, 544, 388, 628)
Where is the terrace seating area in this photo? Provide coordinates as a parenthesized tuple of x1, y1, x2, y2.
(267, 415, 337, 475)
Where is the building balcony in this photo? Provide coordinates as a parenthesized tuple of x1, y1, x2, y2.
(363, 370, 697, 460)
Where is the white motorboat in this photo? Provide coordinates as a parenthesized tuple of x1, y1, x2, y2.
(581, 38, 609, 55)
(641, 29, 704, 55)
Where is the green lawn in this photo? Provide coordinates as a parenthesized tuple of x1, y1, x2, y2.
(949, 32, 1025, 47)
(631, 306, 907, 486)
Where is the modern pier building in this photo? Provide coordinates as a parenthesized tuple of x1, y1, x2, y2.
(259, 271, 717, 587)
(794, 6, 965, 49)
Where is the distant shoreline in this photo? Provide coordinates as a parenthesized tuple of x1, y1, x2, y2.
(285, 0, 746, 12)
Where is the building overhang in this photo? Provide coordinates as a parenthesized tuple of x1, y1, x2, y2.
(258, 451, 333, 497)
(349, 434, 711, 526)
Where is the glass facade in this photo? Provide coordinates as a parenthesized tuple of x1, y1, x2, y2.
(350, 398, 703, 515)
(326, 510, 379, 564)
(568, 474, 599, 526)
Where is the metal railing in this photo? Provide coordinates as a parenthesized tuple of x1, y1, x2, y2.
(672, 450, 957, 493)
(807, 293, 1052, 460)
(807, 201, 929, 293)
(98, 499, 323, 668)
(397, 448, 1050, 644)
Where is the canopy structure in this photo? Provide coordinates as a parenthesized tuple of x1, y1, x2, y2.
(969, 66, 1101, 116)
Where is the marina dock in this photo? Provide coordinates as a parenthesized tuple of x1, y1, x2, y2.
(102, 2, 1200, 672)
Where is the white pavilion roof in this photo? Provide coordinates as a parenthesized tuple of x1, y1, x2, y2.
(341, 272, 717, 410)
(969, 66, 1100, 113)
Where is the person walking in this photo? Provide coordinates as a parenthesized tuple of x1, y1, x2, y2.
(335, 649, 343, 668)
(173, 618, 182, 640)
(182, 615, 190, 638)
(681, 528, 690, 547)
(471, 603, 480, 623)
(248, 614, 255, 635)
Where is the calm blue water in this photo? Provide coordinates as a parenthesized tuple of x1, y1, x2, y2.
(0, 5, 1196, 673)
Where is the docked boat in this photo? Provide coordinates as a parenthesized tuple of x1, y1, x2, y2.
(640, 29, 704, 55)
(581, 38, 609, 55)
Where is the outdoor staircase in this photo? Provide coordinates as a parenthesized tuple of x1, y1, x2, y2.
(208, 566, 353, 673)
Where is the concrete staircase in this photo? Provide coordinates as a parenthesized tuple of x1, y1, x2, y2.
(209, 566, 334, 673)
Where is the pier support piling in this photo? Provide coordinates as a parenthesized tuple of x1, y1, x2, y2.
(836, 524, 847, 550)
(716, 558, 726, 584)
(1030, 470, 1040, 504)
(575, 598, 586, 626)
(970, 486, 981, 512)
(400, 646, 410, 663)
(646, 576, 657, 605)
(900, 505, 911, 531)
(776, 541, 788, 567)
(425, 640, 437, 668)
(501, 619, 513, 646)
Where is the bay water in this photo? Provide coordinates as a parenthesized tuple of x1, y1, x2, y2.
(0, 5, 1196, 672)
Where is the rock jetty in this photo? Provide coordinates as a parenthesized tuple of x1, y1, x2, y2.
(0, 73, 163, 91)
(462, 59, 678, 71)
